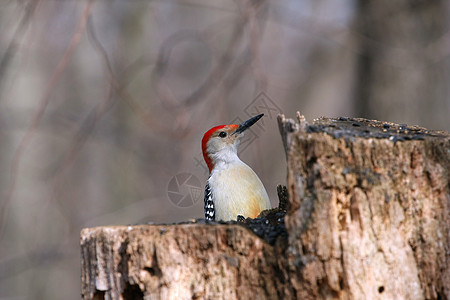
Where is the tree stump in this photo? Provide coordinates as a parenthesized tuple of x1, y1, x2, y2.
(81, 113, 449, 300)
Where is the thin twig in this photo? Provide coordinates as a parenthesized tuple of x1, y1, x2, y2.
(0, 0, 95, 240)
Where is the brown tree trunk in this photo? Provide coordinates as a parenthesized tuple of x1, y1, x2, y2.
(81, 114, 449, 300)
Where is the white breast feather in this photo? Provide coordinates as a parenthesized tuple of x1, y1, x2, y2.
(208, 161, 271, 221)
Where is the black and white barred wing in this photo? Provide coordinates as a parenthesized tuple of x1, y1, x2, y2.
(204, 181, 215, 221)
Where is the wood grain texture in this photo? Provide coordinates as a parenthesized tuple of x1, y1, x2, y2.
(280, 114, 449, 299)
(81, 224, 288, 300)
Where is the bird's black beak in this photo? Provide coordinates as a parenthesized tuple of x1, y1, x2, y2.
(233, 114, 264, 135)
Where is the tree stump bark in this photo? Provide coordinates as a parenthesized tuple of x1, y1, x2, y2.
(81, 114, 449, 300)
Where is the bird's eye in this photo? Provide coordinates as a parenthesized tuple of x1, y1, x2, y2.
(218, 131, 227, 138)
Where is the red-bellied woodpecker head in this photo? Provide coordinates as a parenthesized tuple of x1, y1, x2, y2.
(202, 114, 264, 173)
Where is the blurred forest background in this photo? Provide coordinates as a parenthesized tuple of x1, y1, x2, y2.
(0, 0, 449, 299)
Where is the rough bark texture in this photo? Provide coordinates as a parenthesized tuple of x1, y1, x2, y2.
(81, 224, 287, 300)
(81, 114, 449, 300)
(280, 115, 449, 299)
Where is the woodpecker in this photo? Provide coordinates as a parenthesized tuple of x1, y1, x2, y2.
(202, 114, 271, 221)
